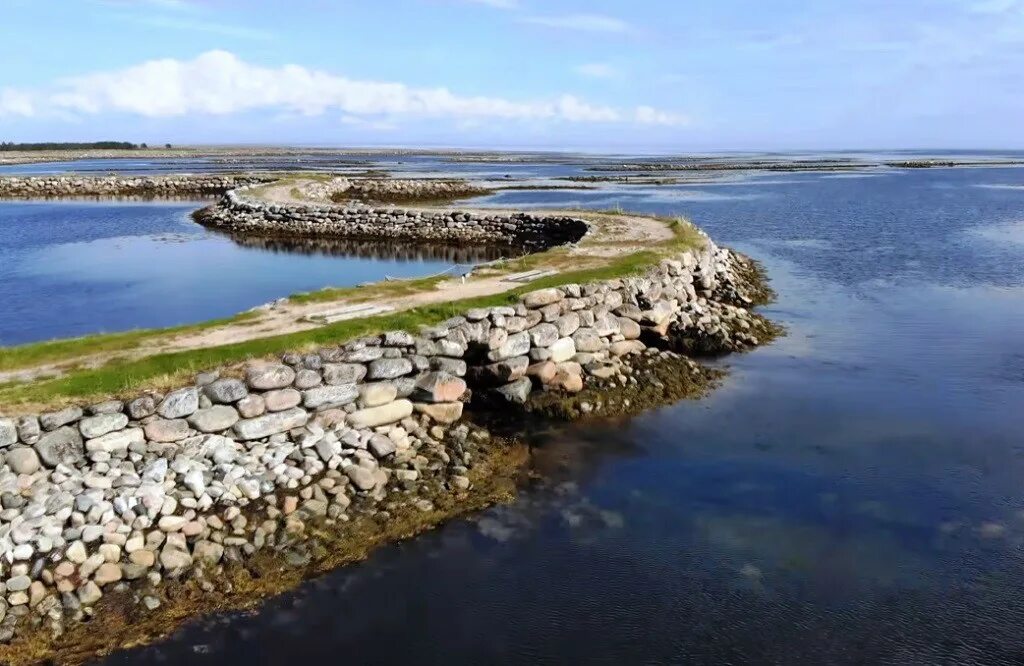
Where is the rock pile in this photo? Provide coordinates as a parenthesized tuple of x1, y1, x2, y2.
(196, 188, 589, 250)
(0, 175, 274, 199)
(0, 235, 774, 646)
(302, 177, 491, 203)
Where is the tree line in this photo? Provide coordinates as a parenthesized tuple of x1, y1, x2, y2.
(0, 142, 173, 151)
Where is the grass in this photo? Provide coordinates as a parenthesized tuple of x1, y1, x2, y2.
(0, 312, 257, 374)
(288, 274, 449, 305)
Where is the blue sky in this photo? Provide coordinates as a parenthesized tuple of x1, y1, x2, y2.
(1, 0, 1022, 150)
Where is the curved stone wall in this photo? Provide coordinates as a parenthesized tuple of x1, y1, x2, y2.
(0, 175, 274, 199)
(194, 188, 590, 250)
(0, 238, 775, 645)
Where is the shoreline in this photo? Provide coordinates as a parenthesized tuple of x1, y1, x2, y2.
(0, 173, 780, 664)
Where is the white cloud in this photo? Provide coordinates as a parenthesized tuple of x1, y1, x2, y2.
(575, 63, 620, 79)
(522, 13, 632, 33)
(634, 106, 689, 126)
(0, 88, 34, 117)
(1, 50, 688, 127)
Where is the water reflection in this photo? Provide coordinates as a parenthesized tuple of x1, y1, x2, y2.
(220, 232, 519, 263)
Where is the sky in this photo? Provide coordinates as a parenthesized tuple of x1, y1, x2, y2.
(1, 0, 1022, 151)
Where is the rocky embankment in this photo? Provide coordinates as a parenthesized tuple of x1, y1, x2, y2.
(0, 175, 275, 199)
(301, 177, 491, 204)
(195, 188, 589, 249)
(0, 235, 776, 658)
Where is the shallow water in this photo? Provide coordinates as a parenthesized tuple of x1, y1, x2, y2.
(11, 160, 1022, 664)
(0, 200, 486, 345)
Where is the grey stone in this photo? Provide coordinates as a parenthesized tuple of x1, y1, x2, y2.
(126, 395, 158, 420)
(322, 363, 367, 385)
(347, 400, 414, 429)
(34, 426, 84, 467)
(5, 448, 40, 475)
(494, 377, 533, 404)
(367, 357, 413, 380)
(293, 368, 323, 390)
(264, 388, 302, 412)
(87, 400, 124, 415)
(572, 328, 605, 353)
(522, 288, 563, 308)
(430, 356, 467, 376)
(236, 394, 266, 418)
(0, 419, 15, 448)
(368, 434, 397, 458)
(411, 372, 467, 403)
(15, 416, 40, 446)
(78, 413, 128, 439)
(345, 465, 377, 491)
(203, 378, 248, 404)
(40, 406, 83, 431)
(86, 428, 144, 454)
(303, 385, 359, 410)
(487, 331, 531, 362)
(233, 407, 310, 440)
(144, 419, 190, 443)
(246, 363, 296, 390)
(157, 387, 199, 419)
(549, 337, 577, 363)
(187, 406, 240, 433)
(359, 382, 398, 408)
(527, 323, 560, 348)
(555, 312, 581, 336)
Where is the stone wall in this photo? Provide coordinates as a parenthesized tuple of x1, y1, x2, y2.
(194, 188, 590, 250)
(0, 236, 774, 644)
(0, 175, 275, 199)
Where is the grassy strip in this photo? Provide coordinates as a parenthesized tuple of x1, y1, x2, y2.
(0, 249, 678, 410)
(287, 274, 449, 305)
(0, 313, 258, 374)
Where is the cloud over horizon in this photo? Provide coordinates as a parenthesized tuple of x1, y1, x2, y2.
(0, 50, 686, 130)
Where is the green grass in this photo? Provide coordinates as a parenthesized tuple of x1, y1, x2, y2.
(0, 313, 257, 374)
(288, 275, 448, 305)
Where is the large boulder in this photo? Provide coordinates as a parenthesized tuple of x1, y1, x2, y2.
(493, 377, 533, 404)
(527, 323, 560, 348)
(144, 419, 191, 443)
(548, 337, 577, 363)
(34, 426, 84, 467)
(411, 372, 466, 403)
(39, 406, 83, 431)
(245, 363, 296, 390)
(323, 363, 367, 385)
(78, 413, 128, 439)
(233, 407, 310, 441)
(571, 328, 605, 353)
(367, 358, 413, 380)
(5, 447, 40, 475)
(157, 387, 199, 419)
(522, 288, 563, 309)
(487, 331, 531, 362)
(0, 419, 16, 448)
(203, 378, 248, 404)
(85, 428, 144, 455)
(187, 406, 240, 433)
(347, 400, 414, 429)
(413, 401, 464, 424)
(302, 385, 359, 410)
